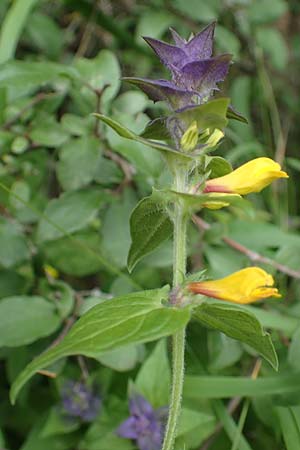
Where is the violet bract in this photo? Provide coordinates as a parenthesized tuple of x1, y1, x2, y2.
(123, 22, 232, 110)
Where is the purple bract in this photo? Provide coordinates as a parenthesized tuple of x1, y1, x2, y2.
(117, 395, 168, 450)
(124, 22, 232, 110)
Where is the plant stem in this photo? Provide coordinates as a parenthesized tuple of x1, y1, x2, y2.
(162, 169, 188, 450)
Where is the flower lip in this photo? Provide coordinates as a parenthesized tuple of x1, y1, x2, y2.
(188, 267, 281, 304)
(204, 157, 289, 195)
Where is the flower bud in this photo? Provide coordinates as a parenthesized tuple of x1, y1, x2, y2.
(180, 121, 198, 152)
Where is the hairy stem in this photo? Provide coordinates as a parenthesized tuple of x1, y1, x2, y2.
(162, 169, 188, 450)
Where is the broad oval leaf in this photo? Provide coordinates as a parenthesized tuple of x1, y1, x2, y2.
(37, 188, 107, 243)
(193, 302, 278, 369)
(127, 195, 173, 272)
(0, 296, 61, 347)
(10, 287, 191, 404)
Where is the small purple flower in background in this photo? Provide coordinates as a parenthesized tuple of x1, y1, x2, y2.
(124, 22, 232, 109)
(117, 395, 168, 450)
(61, 381, 101, 422)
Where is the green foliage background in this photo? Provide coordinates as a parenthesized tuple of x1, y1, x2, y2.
(0, 0, 300, 449)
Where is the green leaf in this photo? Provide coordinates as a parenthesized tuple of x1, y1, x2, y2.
(97, 343, 144, 372)
(256, 28, 288, 71)
(276, 406, 300, 450)
(0, 219, 29, 268)
(174, 98, 230, 131)
(165, 189, 244, 212)
(249, 0, 288, 24)
(0, 0, 38, 64)
(56, 137, 102, 191)
(215, 25, 241, 58)
(24, 13, 64, 60)
(140, 117, 171, 141)
(43, 230, 104, 276)
(288, 327, 300, 370)
(205, 155, 233, 178)
(29, 117, 69, 147)
(113, 91, 149, 115)
(193, 302, 278, 369)
(0, 61, 75, 100)
(37, 188, 106, 243)
(127, 194, 173, 272)
(173, 0, 219, 21)
(227, 105, 248, 124)
(41, 407, 79, 438)
(75, 50, 121, 105)
(0, 296, 61, 347)
(135, 340, 171, 407)
(93, 113, 192, 163)
(39, 279, 74, 320)
(102, 189, 137, 268)
(184, 372, 300, 399)
(10, 287, 191, 403)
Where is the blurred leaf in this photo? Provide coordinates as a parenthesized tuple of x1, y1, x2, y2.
(25, 12, 64, 60)
(29, 116, 69, 147)
(288, 327, 300, 371)
(0, 219, 29, 268)
(256, 28, 288, 71)
(194, 302, 278, 369)
(39, 279, 74, 320)
(57, 137, 102, 191)
(215, 25, 241, 58)
(136, 10, 175, 44)
(230, 76, 253, 140)
(102, 189, 137, 268)
(127, 193, 173, 272)
(10, 286, 191, 403)
(208, 332, 243, 371)
(0, 295, 61, 347)
(37, 188, 106, 243)
(43, 230, 104, 276)
(276, 406, 300, 450)
(41, 407, 79, 438)
(228, 219, 300, 251)
(0, 61, 75, 100)
(184, 372, 300, 398)
(248, 0, 288, 24)
(135, 340, 171, 407)
(0, 0, 38, 64)
(97, 343, 144, 372)
(75, 50, 120, 105)
(173, 0, 219, 21)
(79, 398, 134, 450)
(113, 91, 149, 115)
(0, 269, 31, 298)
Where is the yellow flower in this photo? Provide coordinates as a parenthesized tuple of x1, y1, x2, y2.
(204, 157, 288, 195)
(188, 267, 281, 304)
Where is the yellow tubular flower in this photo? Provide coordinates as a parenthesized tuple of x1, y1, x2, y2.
(204, 157, 288, 195)
(188, 267, 281, 304)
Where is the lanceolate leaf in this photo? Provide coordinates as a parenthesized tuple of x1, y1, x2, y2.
(93, 113, 192, 162)
(10, 287, 191, 404)
(127, 195, 173, 272)
(193, 302, 278, 369)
